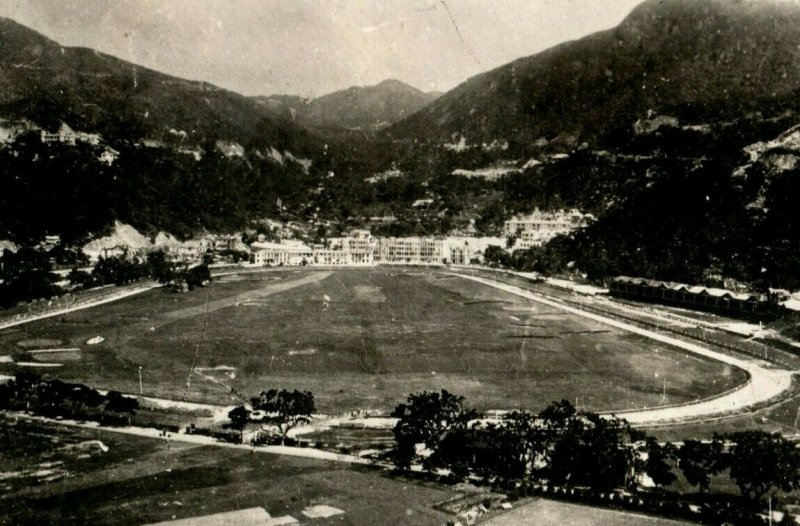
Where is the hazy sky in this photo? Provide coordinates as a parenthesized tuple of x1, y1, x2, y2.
(0, 0, 644, 97)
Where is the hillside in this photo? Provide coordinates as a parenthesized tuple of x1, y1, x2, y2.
(255, 79, 439, 132)
(0, 17, 317, 153)
(388, 0, 800, 147)
(0, 17, 329, 244)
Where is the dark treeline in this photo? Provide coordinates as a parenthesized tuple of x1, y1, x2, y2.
(0, 371, 139, 425)
(0, 133, 317, 245)
(0, 246, 210, 308)
(392, 391, 800, 521)
(486, 153, 800, 291)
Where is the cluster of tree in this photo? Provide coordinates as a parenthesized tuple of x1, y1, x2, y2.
(0, 247, 62, 308)
(145, 250, 211, 291)
(392, 392, 800, 511)
(476, 116, 800, 291)
(226, 388, 315, 444)
(677, 433, 800, 508)
(392, 393, 657, 490)
(483, 241, 573, 276)
(0, 133, 319, 245)
(0, 245, 211, 309)
(0, 371, 139, 424)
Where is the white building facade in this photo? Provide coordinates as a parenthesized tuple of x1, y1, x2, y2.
(504, 208, 591, 250)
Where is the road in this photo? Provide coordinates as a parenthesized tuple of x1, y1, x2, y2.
(453, 273, 795, 426)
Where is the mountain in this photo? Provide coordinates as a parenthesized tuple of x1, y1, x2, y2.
(254, 79, 440, 132)
(388, 0, 800, 147)
(0, 17, 331, 244)
(0, 17, 317, 153)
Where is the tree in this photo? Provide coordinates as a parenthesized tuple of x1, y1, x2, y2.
(727, 431, 800, 507)
(538, 399, 577, 432)
(391, 390, 476, 470)
(227, 405, 251, 443)
(66, 383, 106, 418)
(496, 411, 543, 479)
(483, 245, 510, 268)
(93, 255, 148, 286)
(547, 412, 636, 490)
(637, 437, 677, 488)
(468, 411, 547, 481)
(104, 390, 139, 424)
(251, 389, 315, 445)
(184, 263, 211, 290)
(678, 436, 726, 493)
(0, 247, 61, 307)
(35, 379, 73, 416)
(147, 249, 176, 285)
(67, 268, 95, 290)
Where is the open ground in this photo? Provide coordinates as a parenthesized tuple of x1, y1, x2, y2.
(0, 414, 464, 526)
(0, 267, 749, 414)
(481, 498, 693, 526)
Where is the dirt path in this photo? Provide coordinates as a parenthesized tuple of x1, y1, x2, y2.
(7, 412, 376, 466)
(453, 273, 795, 426)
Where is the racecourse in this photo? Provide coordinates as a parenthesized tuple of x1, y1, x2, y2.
(0, 266, 791, 425)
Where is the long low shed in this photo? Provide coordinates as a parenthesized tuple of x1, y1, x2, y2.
(608, 276, 781, 318)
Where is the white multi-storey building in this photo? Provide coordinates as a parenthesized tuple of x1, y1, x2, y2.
(40, 123, 100, 146)
(250, 241, 314, 266)
(330, 229, 376, 253)
(442, 237, 505, 265)
(504, 208, 591, 250)
(249, 230, 512, 268)
(250, 239, 373, 267)
(377, 237, 445, 265)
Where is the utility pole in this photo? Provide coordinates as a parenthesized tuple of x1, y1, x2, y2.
(138, 366, 143, 395)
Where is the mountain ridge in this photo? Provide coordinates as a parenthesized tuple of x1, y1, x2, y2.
(0, 16, 318, 153)
(254, 78, 440, 132)
(387, 0, 800, 146)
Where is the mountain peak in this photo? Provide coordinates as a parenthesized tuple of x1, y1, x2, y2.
(0, 16, 61, 55)
(256, 79, 439, 132)
(389, 0, 800, 145)
(375, 78, 420, 91)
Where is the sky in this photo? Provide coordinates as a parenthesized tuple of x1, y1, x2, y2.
(0, 0, 645, 97)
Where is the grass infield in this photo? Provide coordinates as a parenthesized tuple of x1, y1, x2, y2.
(0, 268, 747, 413)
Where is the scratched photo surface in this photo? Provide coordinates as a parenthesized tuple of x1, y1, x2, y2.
(2, 1, 800, 525)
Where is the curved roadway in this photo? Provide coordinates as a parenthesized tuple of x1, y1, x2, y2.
(454, 273, 795, 426)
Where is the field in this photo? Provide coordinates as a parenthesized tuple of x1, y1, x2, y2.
(0, 268, 747, 413)
(0, 415, 464, 526)
(482, 498, 693, 526)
